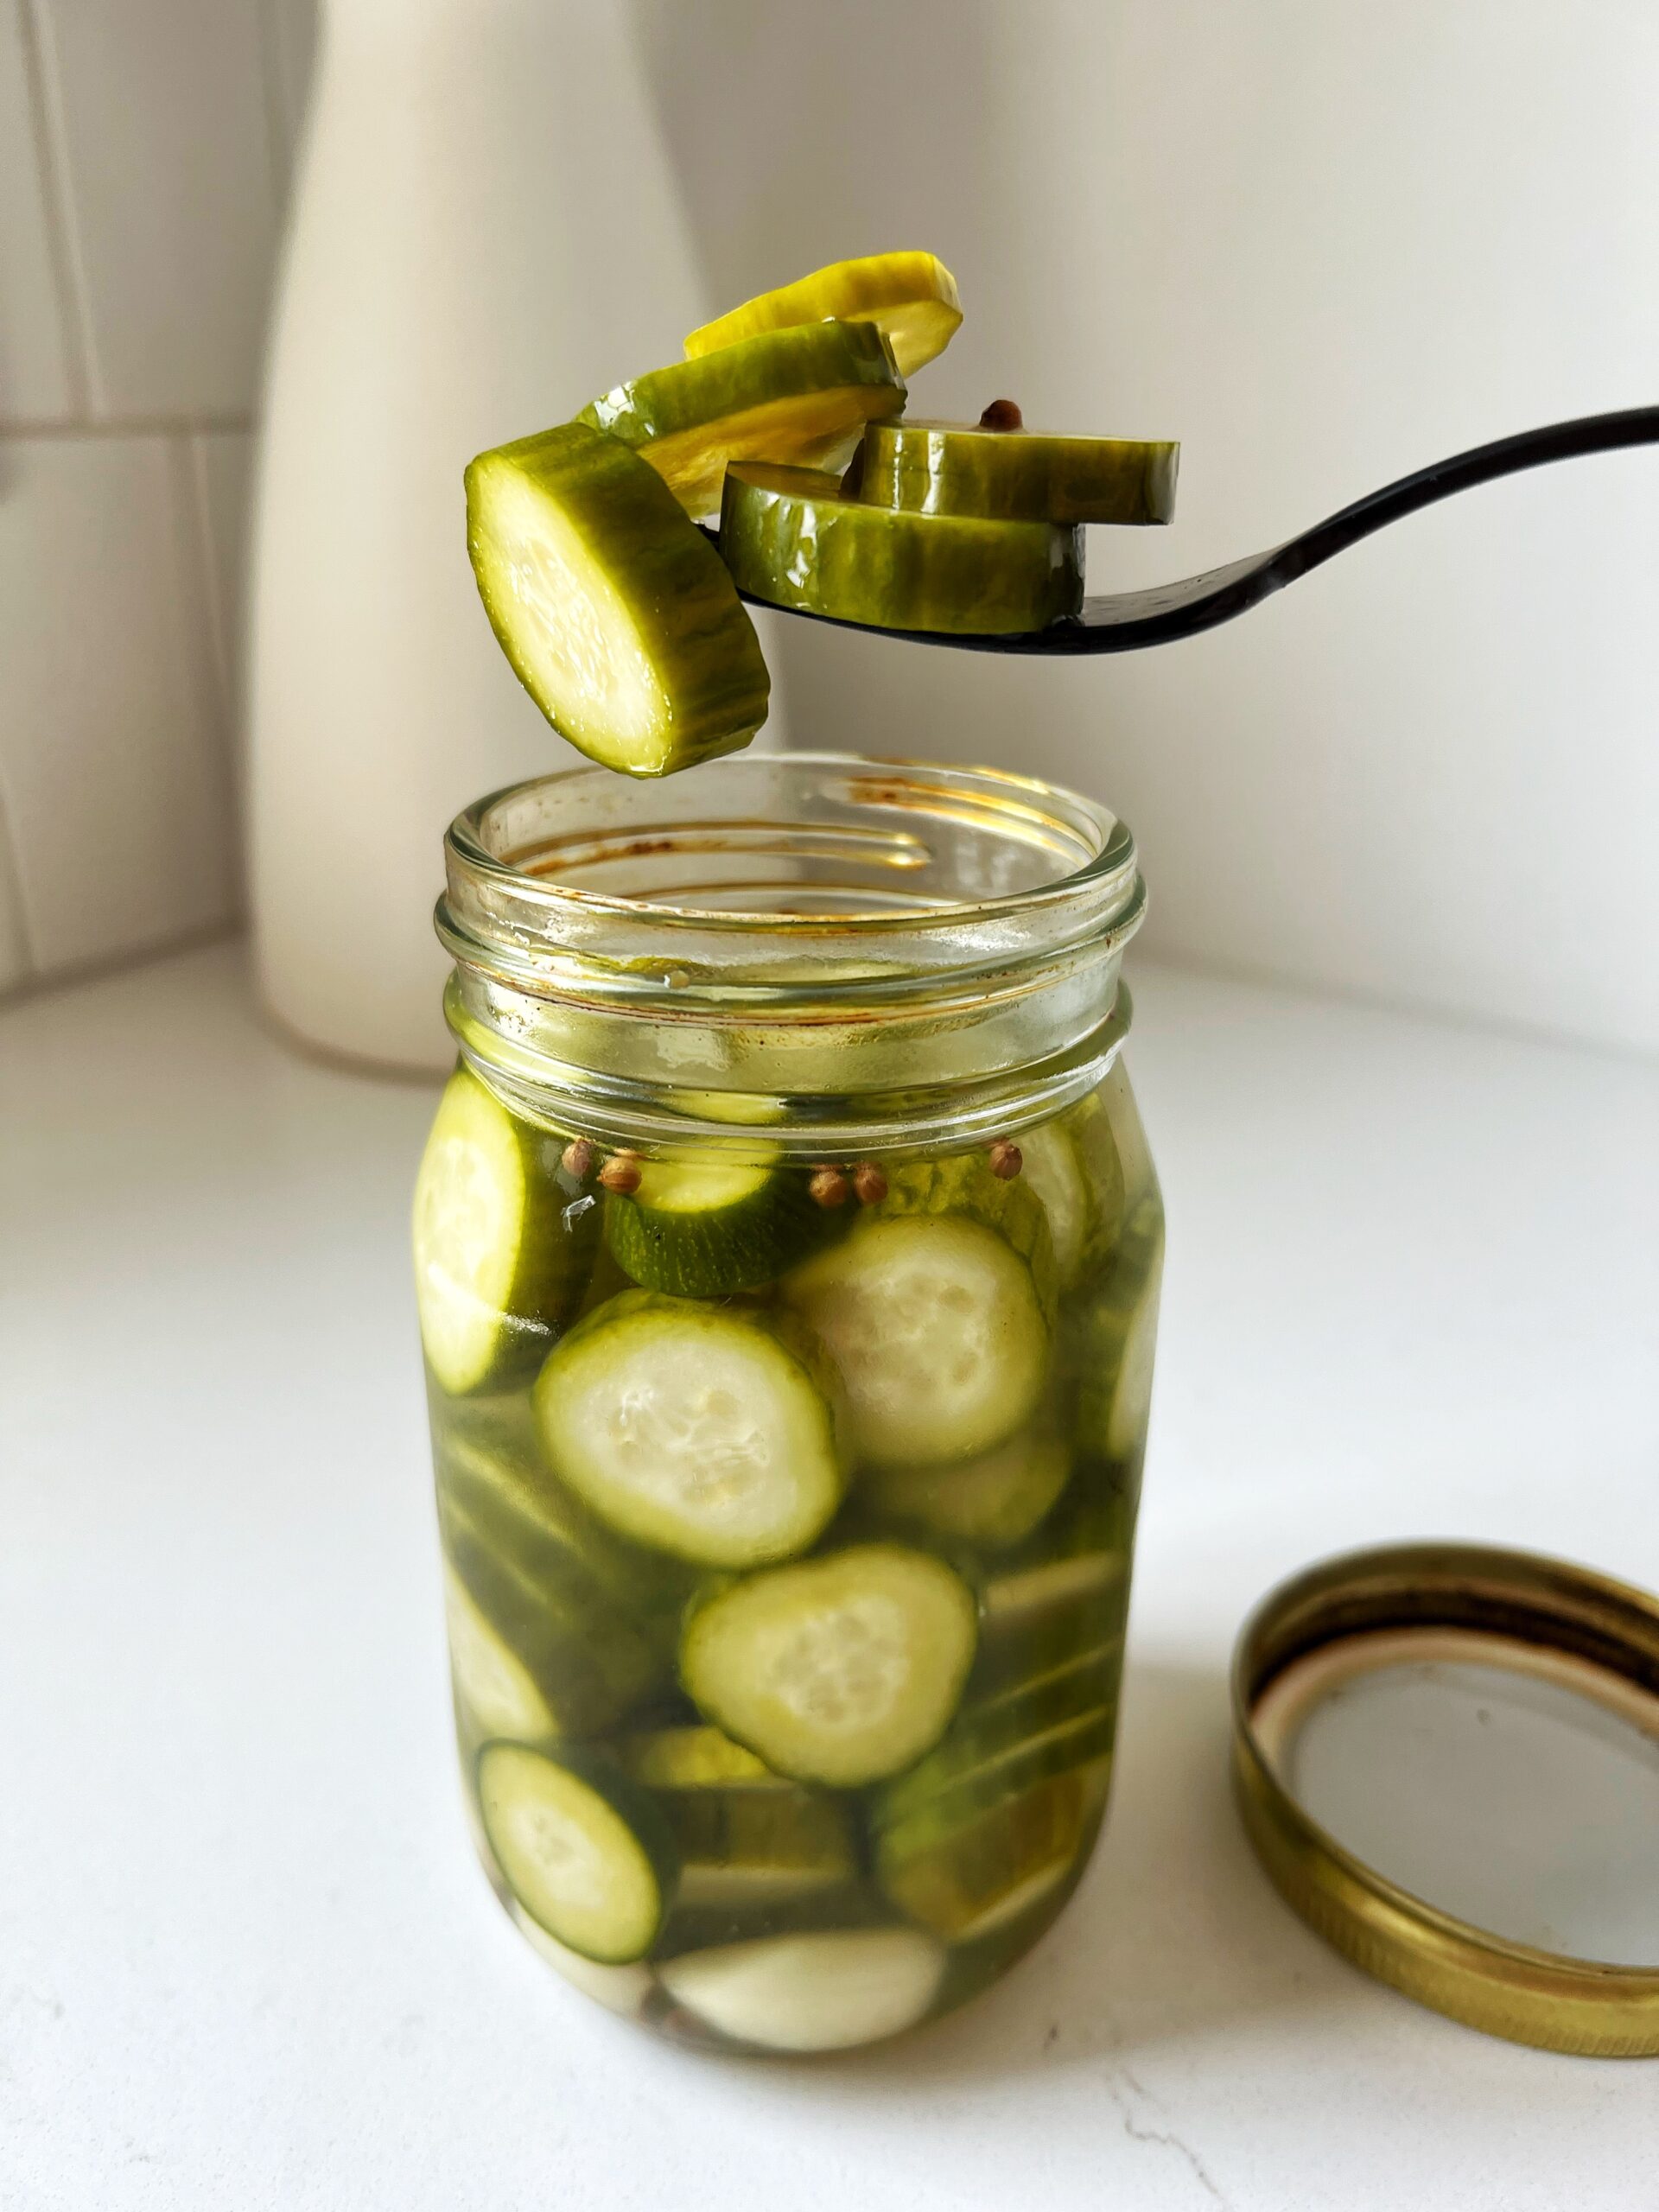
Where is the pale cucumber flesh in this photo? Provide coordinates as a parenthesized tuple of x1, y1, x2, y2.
(783, 1212, 1050, 1470)
(679, 1544, 979, 1788)
(533, 1289, 848, 1567)
(465, 420, 768, 776)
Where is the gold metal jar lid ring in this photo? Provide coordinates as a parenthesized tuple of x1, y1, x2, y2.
(1230, 1541, 1659, 2057)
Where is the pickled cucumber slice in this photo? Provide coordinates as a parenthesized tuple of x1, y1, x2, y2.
(440, 1475, 665, 1734)
(659, 1926, 947, 2052)
(619, 1726, 856, 1906)
(533, 1289, 849, 1567)
(413, 1065, 598, 1395)
(1076, 1198, 1165, 1465)
(442, 1565, 559, 1744)
(1095, 1268, 1161, 1463)
(465, 420, 768, 777)
(856, 418, 1179, 524)
(863, 1424, 1074, 1550)
(684, 250, 962, 378)
(436, 1414, 693, 1649)
(981, 1547, 1125, 1633)
(876, 1763, 1106, 1943)
(719, 464, 1084, 637)
(783, 1213, 1050, 1470)
(679, 1544, 978, 1788)
(579, 321, 906, 519)
(477, 1743, 677, 1964)
(971, 1586, 1126, 1707)
(620, 1725, 774, 1791)
(878, 1656, 1116, 1829)
(875, 1152, 1059, 1319)
(1017, 1121, 1092, 1287)
(604, 1154, 824, 1298)
(1037, 1094, 1128, 1287)
(665, 1788, 857, 1909)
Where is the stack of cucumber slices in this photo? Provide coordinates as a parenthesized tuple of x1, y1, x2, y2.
(465, 250, 1179, 775)
(415, 1055, 1160, 2052)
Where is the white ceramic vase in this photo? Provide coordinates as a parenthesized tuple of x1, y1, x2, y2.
(248, 0, 721, 1073)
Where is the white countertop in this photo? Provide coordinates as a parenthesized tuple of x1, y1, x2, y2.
(3, 942, 1656, 2211)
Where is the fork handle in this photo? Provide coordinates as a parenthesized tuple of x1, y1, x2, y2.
(1019, 403, 1659, 654)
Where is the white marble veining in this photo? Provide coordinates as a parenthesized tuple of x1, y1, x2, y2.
(3, 943, 1655, 2209)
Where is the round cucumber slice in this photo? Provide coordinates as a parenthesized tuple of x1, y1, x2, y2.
(684, 250, 962, 378)
(442, 1566, 559, 1744)
(578, 321, 905, 519)
(658, 1927, 947, 2052)
(863, 1424, 1074, 1551)
(465, 420, 768, 777)
(533, 1289, 849, 1567)
(477, 1743, 677, 1964)
(679, 1543, 978, 1788)
(856, 418, 1179, 524)
(783, 1213, 1050, 1471)
(413, 1065, 599, 1396)
(603, 1154, 823, 1298)
(719, 463, 1084, 636)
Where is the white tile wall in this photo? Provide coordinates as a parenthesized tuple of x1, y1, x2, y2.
(0, 786, 31, 991)
(30, 0, 281, 422)
(0, 437, 235, 976)
(0, 0, 77, 421)
(190, 429, 257, 741)
(0, 0, 316, 1000)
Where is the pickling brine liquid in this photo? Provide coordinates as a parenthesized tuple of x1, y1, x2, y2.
(418, 1056, 1161, 2055)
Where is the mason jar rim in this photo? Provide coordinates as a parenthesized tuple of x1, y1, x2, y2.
(435, 751, 1147, 1153)
(438, 751, 1142, 997)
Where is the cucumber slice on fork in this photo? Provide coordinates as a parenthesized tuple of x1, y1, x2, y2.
(685, 250, 962, 378)
(579, 320, 905, 520)
(855, 416, 1178, 524)
(465, 420, 768, 777)
(719, 463, 1084, 637)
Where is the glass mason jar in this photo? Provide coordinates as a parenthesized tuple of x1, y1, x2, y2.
(413, 753, 1162, 2055)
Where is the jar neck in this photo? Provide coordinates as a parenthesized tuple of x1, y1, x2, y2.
(436, 753, 1147, 1157)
